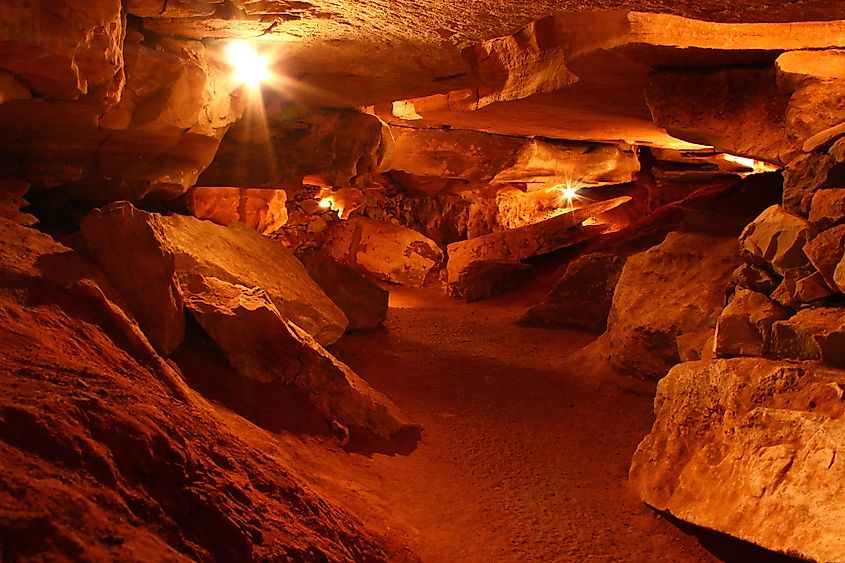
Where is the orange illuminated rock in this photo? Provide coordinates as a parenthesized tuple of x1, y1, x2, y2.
(181, 274, 415, 441)
(81, 202, 347, 347)
(185, 187, 288, 235)
(714, 289, 788, 357)
(809, 189, 845, 229)
(739, 205, 812, 275)
(804, 224, 845, 289)
(631, 358, 845, 562)
(446, 197, 631, 286)
(604, 231, 738, 379)
(321, 217, 443, 287)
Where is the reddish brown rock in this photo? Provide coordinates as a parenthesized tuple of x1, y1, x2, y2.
(782, 151, 845, 214)
(452, 260, 534, 302)
(795, 270, 834, 303)
(714, 289, 789, 357)
(803, 224, 845, 289)
(81, 202, 348, 347)
(772, 308, 845, 367)
(631, 358, 845, 562)
(185, 187, 288, 235)
(517, 253, 626, 332)
(808, 189, 845, 229)
(296, 249, 389, 331)
(446, 197, 631, 286)
(739, 205, 812, 275)
(321, 217, 443, 287)
(604, 231, 738, 379)
(181, 275, 414, 441)
(726, 262, 780, 297)
(770, 267, 815, 310)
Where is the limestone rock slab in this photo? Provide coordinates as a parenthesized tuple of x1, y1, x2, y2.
(631, 358, 845, 562)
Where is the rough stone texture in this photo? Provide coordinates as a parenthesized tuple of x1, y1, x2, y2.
(777, 50, 845, 150)
(185, 187, 288, 235)
(446, 197, 631, 286)
(181, 275, 413, 440)
(808, 189, 845, 230)
(739, 205, 812, 275)
(770, 267, 816, 310)
(782, 151, 845, 214)
(199, 105, 392, 189)
(389, 127, 638, 189)
(837, 253, 845, 294)
(321, 217, 443, 287)
(81, 202, 347, 347)
(630, 358, 845, 562)
(714, 289, 788, 357)
(604, 231, 739, 379)
(79, 203, 186, 355)
(727, 262, 780, 297)
(795, 270, 834, 303)
(803, 224, 845, 289)
(772, 308, 845, 367)
(802, 121, 845, 153)
(297, 249, 389, 331)
(451, 260, 534, 302)
(647, 67, 793, 164)
(518, 253, 626, 332)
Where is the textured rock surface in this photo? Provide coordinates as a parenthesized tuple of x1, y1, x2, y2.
(82, 202, 347, 347)
(185, 187, 288, 235)
(782, 150, 845, 214)
(772, 308, 845, 367)
(808, 188, 845, 229)
(181, 275, 413, 440)
(446, 197, 630, 286)
(297, 249, 389, 331)
(714, 289, 788, 357)
(739, 205, 812, 275)
(452, 260, 534, 302)
(631, 358, 845, 562)
(803, 224, 845, 289)
(321, 217, 443, 287)
(604, 232, 738, 379)
(518, 253, 626, 332)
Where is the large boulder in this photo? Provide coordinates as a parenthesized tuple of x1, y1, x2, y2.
(320, 217, 443, 287)
(81, 202, 348, 348)
(185, 187, 288, 235)
(517, 252, 626, 332)
(604, 231, 738, 379)
(739, 205, 812, 275)
(714, 289, 788, 357)
(181, 275, 414, 441)
(772, 308, 845, 368)
(631, 358, 845, 562)
(296, 249, 389, 331)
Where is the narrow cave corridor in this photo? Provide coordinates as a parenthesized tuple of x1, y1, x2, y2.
(2, 1, 845, 562)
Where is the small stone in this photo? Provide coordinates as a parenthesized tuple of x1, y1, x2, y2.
(795, 271, 834, 303)
(714, 289, 789, 357)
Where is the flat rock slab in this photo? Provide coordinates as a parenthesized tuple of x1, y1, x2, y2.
(631, 358, 845, 562)
(321, 217, 443, 287)
(182, 274, 415, 441)
(82, 202, 348, 349)
(446, 196, 631, 285)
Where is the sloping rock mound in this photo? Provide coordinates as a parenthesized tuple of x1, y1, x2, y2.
(631, 358, 845, 562)
(181, 275, 414, 441)
(603, 231, 739, 379)
(81, 202, 347, 348)
(0, 217, 395, 561)
(518, 252, 626, 332)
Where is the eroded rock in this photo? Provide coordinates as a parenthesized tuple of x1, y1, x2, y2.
(518, 252, 626, 332)
(82, 202, 347, 348)
(772, 308, 845, 367)
(320, 217, 442, 287)
(181, 274, 413, 440)
(739, 205, 812, 274)
(631, 358, 845, 562)
(714, 289, 788, 357)
(803, 224, 845, 289)
(185, 187, 288, 235)
(808, 189, 845, 229)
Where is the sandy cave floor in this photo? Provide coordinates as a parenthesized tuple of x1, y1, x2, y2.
(202, 283, 799, 563)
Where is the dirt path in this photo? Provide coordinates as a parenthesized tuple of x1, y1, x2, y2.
(318, 288, 725, 562)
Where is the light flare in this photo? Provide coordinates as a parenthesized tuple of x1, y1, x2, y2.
(722, 153, 779, 175)
(225, 41, 271, 88)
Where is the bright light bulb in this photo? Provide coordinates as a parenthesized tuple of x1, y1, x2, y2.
(561, 186, 578, 200)
(225, 41, 270, 87)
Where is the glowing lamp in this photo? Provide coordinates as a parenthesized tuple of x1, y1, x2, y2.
(225, 41, 270, 87)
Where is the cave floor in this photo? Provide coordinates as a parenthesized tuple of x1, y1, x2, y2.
(299, 285, 783, 562)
